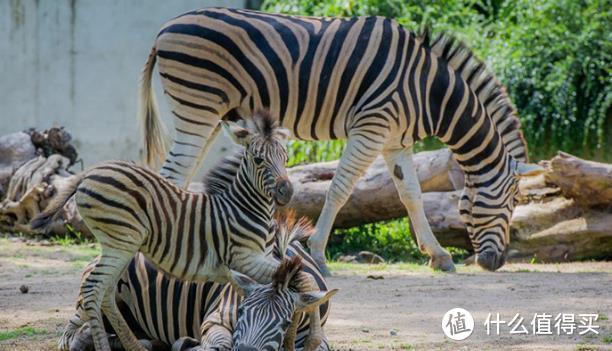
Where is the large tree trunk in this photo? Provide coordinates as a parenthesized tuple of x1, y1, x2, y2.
(285, 148, 464, 228)
(544, 151, 612, 207)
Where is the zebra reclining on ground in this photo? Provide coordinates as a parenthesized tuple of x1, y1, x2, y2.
(60, 212, 336, 351)
(139, 7, 544, 275)
(32, 112, 324, 351)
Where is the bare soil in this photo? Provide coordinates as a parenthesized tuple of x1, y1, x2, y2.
(0, 237, 610, 351)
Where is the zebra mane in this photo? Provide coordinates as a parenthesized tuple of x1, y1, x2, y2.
(418, 29, 529, 162)
(201, 151, 243, 195)
(272, 210, 315, 261)
(251, 109, 277, 140)
(272, 255, 303, 291)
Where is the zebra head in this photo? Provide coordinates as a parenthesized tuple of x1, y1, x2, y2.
(223, 111, 293, 206)
(230, 256, 338, 351)
(460, 158, 545, 271)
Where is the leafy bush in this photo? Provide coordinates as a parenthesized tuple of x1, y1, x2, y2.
(329, 218, 425, 262)
(484, 0, 611, 160)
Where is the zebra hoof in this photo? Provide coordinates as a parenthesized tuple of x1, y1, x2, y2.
(429, 254, 456, 272)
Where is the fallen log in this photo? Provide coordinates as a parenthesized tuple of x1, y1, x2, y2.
(284, 148, 464, 228)
(544, 152, 612, 207)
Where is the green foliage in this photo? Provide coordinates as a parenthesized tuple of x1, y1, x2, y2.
(0, 326, 48, 341)
(484, 0, 611, 160)
(262, 0, 611, 161)
(329, 218, 425, 262)
(287, 140, 345, 166)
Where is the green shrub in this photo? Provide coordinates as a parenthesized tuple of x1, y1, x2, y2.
(329, 218, 425, 262)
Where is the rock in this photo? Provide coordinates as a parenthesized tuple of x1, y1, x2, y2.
(336, 251, 385, 264)
(19, 285, 29, 294)
(389, 329, 398, 336)
(357, 251, 385, 264)
(336, 254, 358, 263)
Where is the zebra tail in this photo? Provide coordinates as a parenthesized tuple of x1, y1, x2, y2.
(139, 45, 168, 169)
(30, 172, 85, 230)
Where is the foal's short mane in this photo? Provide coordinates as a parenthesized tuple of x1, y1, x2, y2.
(202, 151, 243, 196)
(417, 29, 529, 162)
(272, 255, 303, 291)
(252, 109, 278, 140)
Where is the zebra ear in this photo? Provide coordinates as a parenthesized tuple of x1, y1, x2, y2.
(229, 270, 258, 296)
(296, 288, 339, 313)
(274, 127, 292, 145)
(222, 121, 253, 147)
(515, 162, 546, 177)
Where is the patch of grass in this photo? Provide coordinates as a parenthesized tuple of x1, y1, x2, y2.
(0, 326, 48, 341)
(598, 314, 608, 321)
(602, 335, 612, 344)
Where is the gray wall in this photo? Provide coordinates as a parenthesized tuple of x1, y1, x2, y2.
(0, 0, 244, 171)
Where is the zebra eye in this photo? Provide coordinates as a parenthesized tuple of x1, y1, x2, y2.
(254, 157, 264, 165)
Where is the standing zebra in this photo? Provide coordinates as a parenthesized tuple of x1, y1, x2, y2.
(139, 8, 543, 275)
(60, 213, 336, 351)
(31, 112, 310, 351)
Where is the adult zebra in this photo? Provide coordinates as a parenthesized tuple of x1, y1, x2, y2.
(139, 8, 543, 274)
(60, 213, 336, 351)
(31, 113, 329, 351)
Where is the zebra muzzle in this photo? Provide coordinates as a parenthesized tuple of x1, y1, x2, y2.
(274, 178, 293, 206)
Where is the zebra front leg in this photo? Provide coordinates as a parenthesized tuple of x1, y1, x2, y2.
(382, 147, 455, 271)
(308, 133, 383, 276)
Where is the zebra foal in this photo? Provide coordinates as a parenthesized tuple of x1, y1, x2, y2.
(32, 112, 296, 351)
(60, 213, 336, 351)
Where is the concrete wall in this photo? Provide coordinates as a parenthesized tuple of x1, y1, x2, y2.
(0, 0, 244, 172)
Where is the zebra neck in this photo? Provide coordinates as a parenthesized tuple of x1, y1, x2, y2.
(405, 46, 514, 188)
(225, 164, 274, 222)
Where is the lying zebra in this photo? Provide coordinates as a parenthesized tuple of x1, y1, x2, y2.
(32, 112, 324, 351)
(60, 213, 336, 351)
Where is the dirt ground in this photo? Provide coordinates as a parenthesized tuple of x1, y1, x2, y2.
(0, 237, 610, 351)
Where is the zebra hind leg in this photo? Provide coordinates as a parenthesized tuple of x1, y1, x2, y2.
(161, 108, 224, 188)
(79, 248, 137, 351)
(101, 285, 149, 351)
(382, 147, 455, 272)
